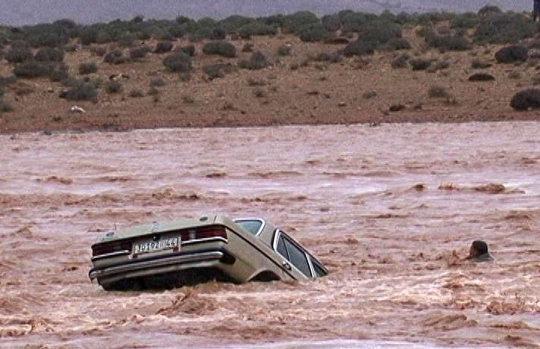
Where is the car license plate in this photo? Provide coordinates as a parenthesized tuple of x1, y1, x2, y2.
(134, 237, 180, 254)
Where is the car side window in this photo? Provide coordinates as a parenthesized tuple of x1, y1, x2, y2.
(276, 235, 288, 259)
(275, 232, 312, 277)
(234, 219, 263, 236)
(311, 258, 327, 277)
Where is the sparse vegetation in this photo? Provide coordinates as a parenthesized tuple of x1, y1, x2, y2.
(130, 46, 151, 60)
(154, 41, 174, 54)
(129, 89, 145, 98)
(428, 85, 449, 98)
(277, 45, 292, 56)
(203, 63, 235, 80)
(494, 45, 528, 64)
(391, 53, 409, 68)
(78, 62, 98, 75)
(5, 45, 34, 64)
(64, 82, 98, 102)
(202, 41, 237, 58)
(238, 51, 270, 70)
(162, 51, 192, 72)
(105, 80, 123, 94)
(0, 100, 14, 113)
(35, 47, 64, 62)
(150, 77, 167, 87)
(104, 49, 128, 64)
(410, 57, 432, 71)
(13, 61, 50, 78)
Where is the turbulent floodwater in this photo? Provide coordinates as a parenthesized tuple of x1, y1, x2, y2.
(1, 122, 539, 349)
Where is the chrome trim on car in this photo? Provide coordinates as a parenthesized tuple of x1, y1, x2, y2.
(89, 251, 224, 280)
(91, 250, 131, 261)
(181, 236, 228, 245)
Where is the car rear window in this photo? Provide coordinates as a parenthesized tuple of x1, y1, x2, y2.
(234, 219, 263, 236)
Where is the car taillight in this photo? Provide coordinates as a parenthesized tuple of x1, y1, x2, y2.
(182, 226, 227, 242)
(92, 240, 132, 257)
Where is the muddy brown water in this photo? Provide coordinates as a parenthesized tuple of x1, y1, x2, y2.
(1, 122, 539, 349)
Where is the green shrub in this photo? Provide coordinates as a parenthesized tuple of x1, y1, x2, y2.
(321, 14, 341, 32)
(283, 11, 320, 35)
(202, 41, 236, 58)
(428, 85, 449, 98)
(23, 23, 69, 48)
(188, 27, 213, 42)
(343, 39, 376, 56)
(238, 22, 277, 39)
(211, 27, 227, 40)
(299, 24, 333, 43)
(150, 77, 166, 87)
(362, 20, 402, 46)
(219, 15, 255, 32)
(478, 5, 503, 17)
(178, 45, 196, 57)
(35, 47, 64, 62)
(154, 41, 173, 53)
(129, 89, 144, 98)
(91, 46, 107, 57)
(117, 32, 137, 48)
(383, 38, 411, 51)
(5, 45, 33, 64)
(13, 61, 50, 78)
(79, 62, 98, 75)
(495, 45, 528, 63)
(104, 49, 128, 64)
(391, 53, 410, 68)
(130, 46, 151, 60)
(312, 51, 342, 63)
(105, 80, 122, 94)
(277, 45, 292, 56)
(65, 82, 98, 101)
(203, 63, 235, 80)
(426, 34, 469, 51)
(0, 100, 14, 113)
(238, 51, 270, 70)
(80, 27, 99, 45)
(48, 63, 69, 82)
(474, 12, 536, 44)
(163, 51, 192, 72)
(341, 12, 371, 33)
(510, 89, 540, 110)
(450, 12, 480, 29)
(410, 58, 432, 71)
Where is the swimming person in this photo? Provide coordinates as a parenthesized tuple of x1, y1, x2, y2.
(465, 240, 494, 262)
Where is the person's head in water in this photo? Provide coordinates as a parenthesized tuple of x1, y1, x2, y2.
(466, 240, 493, 262)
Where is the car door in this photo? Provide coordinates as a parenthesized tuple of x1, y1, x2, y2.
(273, 230, 313, 279)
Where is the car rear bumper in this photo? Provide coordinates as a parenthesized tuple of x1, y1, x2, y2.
(89, 250, 226, 284)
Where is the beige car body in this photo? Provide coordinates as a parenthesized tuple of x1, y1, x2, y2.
(89, 215, 328, 290)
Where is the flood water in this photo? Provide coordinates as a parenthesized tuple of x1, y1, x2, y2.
(0, 122, 539, 349)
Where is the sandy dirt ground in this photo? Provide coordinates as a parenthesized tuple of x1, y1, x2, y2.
(0, 121, 539, 348)
(1, 32, 540, 134)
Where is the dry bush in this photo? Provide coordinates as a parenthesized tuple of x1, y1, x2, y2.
(510, 89, 540, 110)
(468, 72, 495, 81)
(428, 85, 450, 98)
(495, 45, 528, 64)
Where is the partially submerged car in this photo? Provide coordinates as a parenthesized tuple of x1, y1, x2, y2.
(89, 215, 328, 290)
